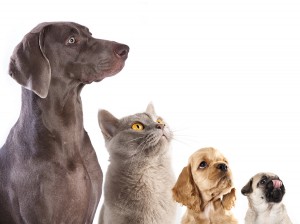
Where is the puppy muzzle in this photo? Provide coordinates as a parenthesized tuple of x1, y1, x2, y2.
(265, 179, 285, 203)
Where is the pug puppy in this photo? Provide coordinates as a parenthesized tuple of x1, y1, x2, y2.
(241, 172, 292, 224)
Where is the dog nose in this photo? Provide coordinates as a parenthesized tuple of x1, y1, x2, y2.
(217, 163, 228, 172)
(114, 44, 129, 59)
(156, 123, 165, 129)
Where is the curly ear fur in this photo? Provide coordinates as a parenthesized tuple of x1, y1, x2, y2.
(222, 188, 236, 210)
(9, 25, 51, 98)
(172, 165, 202, 212)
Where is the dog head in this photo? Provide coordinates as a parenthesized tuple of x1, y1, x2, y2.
(172, 147, 236, 212)
(9, 22, 129, 98)
(241, 172, 285, 205)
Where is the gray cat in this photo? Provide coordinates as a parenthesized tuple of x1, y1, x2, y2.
(98, 103, 177, 224)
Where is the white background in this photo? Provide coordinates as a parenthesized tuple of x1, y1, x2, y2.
(0, 0, 299, 223)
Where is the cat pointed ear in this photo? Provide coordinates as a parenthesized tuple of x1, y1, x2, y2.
(98, 110, 119, 140)
(146, 102, 156, 116)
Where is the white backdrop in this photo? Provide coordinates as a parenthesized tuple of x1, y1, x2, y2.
(0, 0, 299, 223)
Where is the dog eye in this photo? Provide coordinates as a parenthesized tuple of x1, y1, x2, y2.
(260, 179, 266, 185)
(198, 161, 207, 169)
(131, 122, 144, 131)
(67, 37, 76, 44)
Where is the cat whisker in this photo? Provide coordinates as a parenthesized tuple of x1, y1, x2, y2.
(172, 131, 200, 138)
(140, 136, 152, 152)
(172, 137, 196, 147)
(122, 136, 145, 143)
(138, 133, 157, 153)
(172, 132, 202, 143)
(136, 137, 148, 152)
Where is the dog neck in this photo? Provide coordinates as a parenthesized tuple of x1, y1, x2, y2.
(17, 82, 86, 155)
(184, 199, 230, 224)
(183, 191, 237, 224)
(249, 199, 287, 221)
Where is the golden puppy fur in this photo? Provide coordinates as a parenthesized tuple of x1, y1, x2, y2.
(172, 147, 237, 224)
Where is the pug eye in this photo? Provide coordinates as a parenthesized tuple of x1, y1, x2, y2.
(260, 179, 266, 185)
(198, 161, 207, 169)
(131, 122, 144, 131)
(67, 36, 76, 44)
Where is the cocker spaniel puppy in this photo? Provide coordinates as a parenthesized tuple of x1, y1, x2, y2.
(172, 147, 237, 224)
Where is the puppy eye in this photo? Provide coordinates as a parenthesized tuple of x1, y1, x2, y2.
(260, 179, 266, 185)
(67, 36, 76, 44)
(131, 122, 144, 131)
(198, 161, 207, 169)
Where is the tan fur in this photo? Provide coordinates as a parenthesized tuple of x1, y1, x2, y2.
(172, 147, 237, 224)
(242, 172, 292, 224)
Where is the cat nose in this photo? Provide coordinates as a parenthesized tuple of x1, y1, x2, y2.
(156, 123, 165, 129)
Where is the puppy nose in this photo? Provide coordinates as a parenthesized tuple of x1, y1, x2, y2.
(217, 163, 228, 172)
(156, 123, 165, 129)
(114, 44, 129, 59)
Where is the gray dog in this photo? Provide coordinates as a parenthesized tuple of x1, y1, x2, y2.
(0, 22, 129, 224)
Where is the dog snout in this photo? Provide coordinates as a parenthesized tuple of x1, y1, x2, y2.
(267, 178, 283, 189)
(217, 163, 228, 172)
(114, 44, 129, 59)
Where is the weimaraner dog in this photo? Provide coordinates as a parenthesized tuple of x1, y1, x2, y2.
(0, 22, 129, 224)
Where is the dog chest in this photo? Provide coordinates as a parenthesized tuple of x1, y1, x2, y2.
(7, 158, 94, 222)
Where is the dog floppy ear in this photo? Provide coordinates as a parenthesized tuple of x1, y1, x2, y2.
(9, 23, 51, 98)
(172, 165, 202, 212)
(222, 188, 236, 210)
(241, 178, 253, 195)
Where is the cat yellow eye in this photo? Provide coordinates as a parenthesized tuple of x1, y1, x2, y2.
(157, 118, 164, 124)
(131, 123, 144, 131)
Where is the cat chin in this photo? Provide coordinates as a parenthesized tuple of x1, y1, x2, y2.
(148, 141, 170, 154)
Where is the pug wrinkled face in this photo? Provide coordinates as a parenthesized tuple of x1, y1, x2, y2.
(242, 172, 285, 203)
(190, 147, 233, 199)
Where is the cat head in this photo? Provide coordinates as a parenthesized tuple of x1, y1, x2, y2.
(98, 103, 173, 159)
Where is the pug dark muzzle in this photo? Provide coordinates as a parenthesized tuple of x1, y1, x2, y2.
(265, 179, 285, 203)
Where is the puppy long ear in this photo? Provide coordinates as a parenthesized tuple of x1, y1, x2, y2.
(172, 165, 202, 212)
(222, 188, 236, 210)
(241, 178, 253, 196)
(9, 24, 51, 98)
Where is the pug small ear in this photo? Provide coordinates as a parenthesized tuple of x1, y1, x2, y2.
(241, 178, 253, 195)
(146, 102, 156, 116)
(98, 110, 119, 140)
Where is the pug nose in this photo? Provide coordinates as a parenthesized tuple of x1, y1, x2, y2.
(156, 123, 165, 129)
(217, 163, 228, 172)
